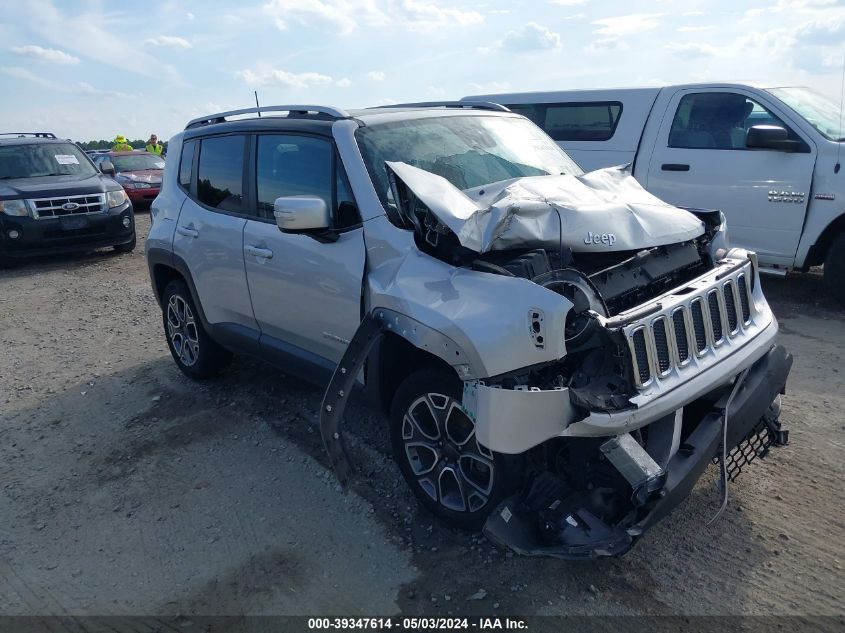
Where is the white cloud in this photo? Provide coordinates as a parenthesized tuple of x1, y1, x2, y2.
(186, 12, 195, 20)
(466, 80, 510, 94)
(144, 35, 192, 50)
(16, 1, 180, 82)
(10, 44, 79, 64)
(586, 37, 629, 53)
(235, 68, 334, 88)
(665, 42, 720, 58)
(76, 82, 133, 99)
(549, 0, 587, 5)
(368, 70, 386, 81)
(264, 0, 482, 35)
(400, 0, 484, 31)
(336, 77, 352, 87)
(1, 65, 58, 88)
(500, 22, 561, 52)
(677, 25, 713, 33)
(592, 13, 663, 37)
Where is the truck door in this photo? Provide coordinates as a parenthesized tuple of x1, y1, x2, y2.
(646, 89, 816, 267)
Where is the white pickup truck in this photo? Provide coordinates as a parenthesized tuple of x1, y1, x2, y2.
(464, 83, 845, 303)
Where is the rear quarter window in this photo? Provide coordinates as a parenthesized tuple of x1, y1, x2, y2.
(505, 101, 623, 142)
(179, 140, 196, 190)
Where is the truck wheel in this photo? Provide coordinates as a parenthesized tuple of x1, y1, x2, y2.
(113, 234, 136, 254)
(824, 232, 845, 306)
(161, 279, 232, 379)
(389, 368, 521, 530)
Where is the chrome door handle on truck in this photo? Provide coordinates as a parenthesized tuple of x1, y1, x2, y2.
(245, 245, 274, 259)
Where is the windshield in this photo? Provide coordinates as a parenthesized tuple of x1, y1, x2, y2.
(112, 153, 165, 172)
(356, 114, 583, 206)
(767, 87, 843, 141)
(0, 142, 97, 180)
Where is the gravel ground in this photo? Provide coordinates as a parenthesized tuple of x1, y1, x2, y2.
(1, 213, 843, 625)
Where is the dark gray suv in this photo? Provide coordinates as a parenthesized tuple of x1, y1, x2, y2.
(0, 132, 135, 264)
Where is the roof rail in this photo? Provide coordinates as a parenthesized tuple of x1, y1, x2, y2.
(371, 101, 511, 112)
(185, 105, 351, 130)
(0, 132, 57, 139)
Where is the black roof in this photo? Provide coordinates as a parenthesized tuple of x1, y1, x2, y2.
(0, 136, 75, 147)
(183, 116, 336, 140)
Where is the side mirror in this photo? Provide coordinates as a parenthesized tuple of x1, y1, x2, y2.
(746, 125, 802, 152)
(274, 196, 330, 232)
(100, 161, 115, 176)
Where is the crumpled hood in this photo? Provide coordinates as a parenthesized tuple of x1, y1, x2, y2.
(386, 162, 705, 253)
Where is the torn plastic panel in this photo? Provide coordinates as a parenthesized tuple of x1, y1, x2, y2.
(320, 308, 481, 489)
(385, 161, 705, 254)
(483, 344, 792, 559)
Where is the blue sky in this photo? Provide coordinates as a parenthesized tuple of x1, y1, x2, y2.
(1, 0, 843, 141)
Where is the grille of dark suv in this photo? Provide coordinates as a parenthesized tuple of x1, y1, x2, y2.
(31, 194, 105, 218)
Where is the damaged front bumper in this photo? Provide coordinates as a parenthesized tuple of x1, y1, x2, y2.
(483, 344, 792, 559)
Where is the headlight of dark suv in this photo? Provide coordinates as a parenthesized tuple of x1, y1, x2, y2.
(0, 199, 29, 217)
(107, 189, 129, 208)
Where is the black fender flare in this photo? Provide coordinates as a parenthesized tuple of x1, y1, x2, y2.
(320, 308, 480, 489)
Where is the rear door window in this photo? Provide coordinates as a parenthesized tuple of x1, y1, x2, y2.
(196, 135, 245, 212)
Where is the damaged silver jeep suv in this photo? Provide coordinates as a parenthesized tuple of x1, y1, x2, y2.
(146, 102, 792, 559)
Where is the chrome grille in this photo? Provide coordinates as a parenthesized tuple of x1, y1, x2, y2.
(724, 281, 739, 334)
(708, 290, 724, 343)
(690, 299, 707, 353)
(625, 262, 756, 389)
(631, 328, 650, 384)
(672, 309, 690, 363)
(30, 194, 105, 219)
(737, 274, 751, 323)
(652, 318, 671, 374)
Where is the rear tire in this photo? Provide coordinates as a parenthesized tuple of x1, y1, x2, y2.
(161, 279, 232, 379)
(824, 232, 845, 306)
(389, 368, 522, 530)
(113, 234, 136, 254)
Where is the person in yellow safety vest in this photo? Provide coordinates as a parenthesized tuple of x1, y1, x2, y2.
(145, 134, 163, 155)
(111, 134, 133, 152)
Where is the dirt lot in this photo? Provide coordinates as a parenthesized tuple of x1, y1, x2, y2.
(1, 213, 843, 625)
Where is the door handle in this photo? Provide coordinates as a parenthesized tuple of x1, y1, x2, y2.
(177, 226, 199, 238)
(661, 163, 690, 172)
(245, 245, 274, 259)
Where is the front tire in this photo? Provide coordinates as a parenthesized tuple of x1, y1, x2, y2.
(161, 279, 232, 379)
(824, 232, 845, 306)
(389, 368, 521, 530)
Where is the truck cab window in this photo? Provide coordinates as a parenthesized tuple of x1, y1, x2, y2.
(669, 93, 794, 150)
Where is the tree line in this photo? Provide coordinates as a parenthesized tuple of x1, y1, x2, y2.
(77, 139, 169, 150)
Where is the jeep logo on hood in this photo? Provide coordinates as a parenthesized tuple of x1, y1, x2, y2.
(584, 231, 616, 246)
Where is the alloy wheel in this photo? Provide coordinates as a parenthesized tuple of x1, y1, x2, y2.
(166, 294, 199, 367)
(401, 392, 495, 513)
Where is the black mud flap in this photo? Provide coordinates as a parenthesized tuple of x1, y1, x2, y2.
(482, 473, 633, 560)
(319, 313, 385, 491)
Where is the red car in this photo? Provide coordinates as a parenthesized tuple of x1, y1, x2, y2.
(95, 151, 164, 206)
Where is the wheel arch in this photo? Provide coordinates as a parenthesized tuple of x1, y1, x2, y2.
(805, 212, 845, 268)
(146, 248, 211, 330)
(370, 331, 458, 415)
